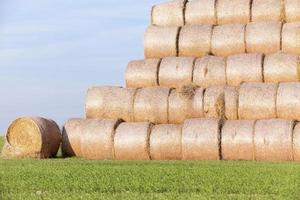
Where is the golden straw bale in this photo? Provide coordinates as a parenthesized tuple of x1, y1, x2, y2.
(159, 57, 194, 88)
(246, 21, 282, 54)
(185, 0, 216, 25)
(238, 83, 278, 120)
(252, 0, 284, 22)
(114, 122, 151, 160)
(182, 118, 220, 160)
(211, 24, 246, 56)
(282, 22, 300, 55)
(254, 119, 294, 161)
(285, 0, 300, 22)
(226, 53, 263, 86)
(150, 124, 182, 160)
(125, 59, 160, 88)
(193, 56, 226, 88)
(144, 26, 179, 59)
(178, 25, 213, 57)
(85, 86, 136, 122)
(217, 0, 251, 24)
(222, 120, 255, 160)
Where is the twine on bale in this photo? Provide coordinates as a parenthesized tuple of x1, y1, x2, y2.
(251, 0, 285, 22)
(1, 117, 61, 159)
(285, 0, 300, 22)
(282, 22, 300, 55)
(185, 0, 216, 25)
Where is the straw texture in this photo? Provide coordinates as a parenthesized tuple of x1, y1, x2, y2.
(178, 25, 213, 57)
(246, 22, 282, 54)
(151, 0, 185, 26)
(211, 24, 246, 56)
(193, 56, 226, 88)
(285, 0, 300, 22)
(159, 57, 194, 88)
(134, 87, 171, 124)
(150, 124, 182, 160)
(238, 83, 277, 120)
(254, 119, 294, 161)
(282, 22, 300, 55)
(252, 0, 284, 22)
(264, 52, 300, 83)
(144, 26, 179, 59)
(185, 0, 216, 25)
(182, 118, 220, 160)
(222, 120, 255, 160)
(86, 86, 136, 122)
(1, 117, 61, 159)
(226, 53, 263, 86)
(114, 122, 151, 160)
(125, 59, 160, 88)
(216, 0, 251, 24)
(62, 119, 121, 160)
(277, 82, 300, 121)
(293, 122, 300, 161)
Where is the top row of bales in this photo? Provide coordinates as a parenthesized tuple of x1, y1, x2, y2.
(152, 0, 300, 26)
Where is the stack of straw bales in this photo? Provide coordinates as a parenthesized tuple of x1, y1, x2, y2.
(2, 0, 300, 162)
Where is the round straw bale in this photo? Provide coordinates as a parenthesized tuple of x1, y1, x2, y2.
(285, 0, 300, 22)
(282, 22, 300, 55)
(264, 52, 300, 83)
(114, 122, 151, 160)
(216, 0, 251, 24)
(1, 117, 61, 159)
(254, 119, 294, 161)
(125, 59, 160, 88)
(252, 0, 284, 22)
(211, 24, 246, 56)
(193, 56, 226, 88)
(159, 57, 194, 88)
(277, 82, 300, 121)
(246, 21, 282, 54)
(185, 0, 216, 25)
(238, 83, 278, 120)
(226, 53, 263, 86)
(86, 86, 136, 122)
(151, 0, 185, 26)
(182, 118, 220, 160)
(293, 122, 300, 161)
(150, 124, 182, 160)
(144, 26, 179, 59)
(62, 119, 121, 160)
(222, 120, 255, 160)
(134, 87, 171, 124)
(178, 25, 213, 57)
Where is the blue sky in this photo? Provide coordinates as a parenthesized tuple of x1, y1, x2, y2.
(0, 0, 163, 134)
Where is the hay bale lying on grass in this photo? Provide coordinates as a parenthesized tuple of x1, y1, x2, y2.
(159, 57, 194, 88)
(125, 59, 160, 88)
(211, 24, 246, 56)
(134, 87, 171, 124)
(86, 86, 136, 122)
(246, 21, 282, 54)
(226, 53, 263, 86)
(285, 0, 300, 22)
(282, 22, 300, 55)
(251, 0, 284, 22)
(216, 0, 251, 24)
(293, 122, 300, 161)
(193, 56, 226, 88)
(62, 119, 121, 160)
(150, 124, 182, 160)
(238, 83, 278, 120)
(178, 25, 213, 57)
(144, 26, 179, 59)
(151, 0, 186, 26)
(254, 119, 294, 161)
(264, 52, 300, 83)
(185, 0, 216, 25)
(222, 120, 255, 160)
(277, 83, 300, 121)
(1, 117, 61, 159)
(114, 122, 151, 160)
(182, 118, 221, 160)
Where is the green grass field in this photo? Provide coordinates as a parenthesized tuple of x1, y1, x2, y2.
(0, 136, 300, 200)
